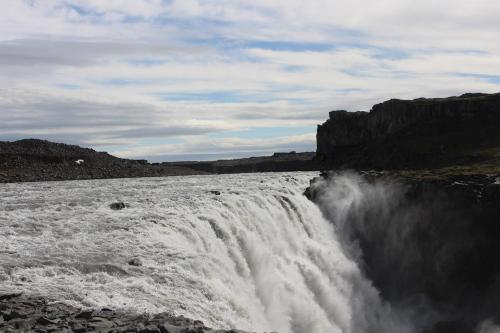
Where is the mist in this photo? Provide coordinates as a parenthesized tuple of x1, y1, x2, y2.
(310, 171, 500, 332)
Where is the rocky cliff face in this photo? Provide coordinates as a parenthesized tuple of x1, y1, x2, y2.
(316, 93, 500, 169)
(306, 171, 500, 333)
(314, 94, 500, 330)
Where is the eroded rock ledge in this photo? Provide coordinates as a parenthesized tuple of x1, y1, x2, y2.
(0, 293, 253, 333)
(316, 93, 500, 169)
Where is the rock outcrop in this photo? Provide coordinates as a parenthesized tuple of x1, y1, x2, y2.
(0, 293, 253, 333)
(0, 139, 202, 182)
(316, 93, 500, 169)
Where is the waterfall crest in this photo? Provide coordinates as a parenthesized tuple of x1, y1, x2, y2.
(0, 173, 412, 332)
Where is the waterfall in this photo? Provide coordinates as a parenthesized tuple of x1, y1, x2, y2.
(0, 173, 413, 332)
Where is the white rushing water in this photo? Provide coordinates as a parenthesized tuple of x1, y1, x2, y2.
(0, 172, 411, 333)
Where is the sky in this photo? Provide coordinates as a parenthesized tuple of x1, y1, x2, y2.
(1, 0, 500, 162)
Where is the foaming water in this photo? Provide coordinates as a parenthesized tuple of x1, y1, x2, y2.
(0, 173, 411, 332)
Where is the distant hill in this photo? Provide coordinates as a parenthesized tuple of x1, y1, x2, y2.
(164, 151, 318, 174)
(0, 139, 202, 182)
(0, 139, 318, 183)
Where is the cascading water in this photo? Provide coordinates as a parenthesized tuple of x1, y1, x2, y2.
(0, 172, 413, 333)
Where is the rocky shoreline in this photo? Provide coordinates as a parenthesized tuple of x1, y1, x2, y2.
(0, 293, 253, 333)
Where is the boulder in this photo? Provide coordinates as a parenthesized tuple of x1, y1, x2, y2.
(128, 258, 143, 266)
(109, 202, 127, 210)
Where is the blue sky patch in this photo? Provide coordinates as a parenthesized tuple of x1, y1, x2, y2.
(98, 78, 156, 86)
(56, 83, 82, 90)
(209, 126, 314, 140)
(154, 91, 281, 103)
(244, 40, 333, 52)
(454, 73, 500, 83)
(126, 59, 167, 66)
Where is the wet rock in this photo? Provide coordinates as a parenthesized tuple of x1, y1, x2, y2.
(37, 317, 60, 325)
(128, 258, 143, 266)
(110, 202, 127, 210)
(0, 294, 251, 333)
(140, 325, 161, 333)
(2, 309, 27, 321)
(0, 293, 22, 301)
(159, 322, 182, 333)
(70, 322, 86, 332)
(88, 316, 114, 330)
(75, 310, 93, 319)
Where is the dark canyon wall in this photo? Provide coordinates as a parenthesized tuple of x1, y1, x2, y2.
(312, 93, 500, 332)
(307, 172, 500, 333)
(316, 93, 500, 169)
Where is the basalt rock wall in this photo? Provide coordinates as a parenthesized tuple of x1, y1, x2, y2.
(316, 93, 500, 169)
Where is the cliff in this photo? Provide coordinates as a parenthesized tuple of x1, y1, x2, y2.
(306, 171, 500, 333)
(316, 93, 500, 170)
(311, 93, 500, 331)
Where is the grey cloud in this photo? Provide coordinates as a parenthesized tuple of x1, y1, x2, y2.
(1, 98, 157, 130)
(0, 39, 204, 68)
(234, 109, 328, 121)
(0, 89, 224, 146)
(106, 126, 218, 139)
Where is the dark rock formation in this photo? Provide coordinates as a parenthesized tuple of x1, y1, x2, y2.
(307, 171, 500, 332)
(311, 92, 500, 331)
(316, 93, 500, 169)
(0, 139, 203, 183)
(110, 202, 127, 210)
(0, 293, 256, 333)
(128, 258, 143, 266)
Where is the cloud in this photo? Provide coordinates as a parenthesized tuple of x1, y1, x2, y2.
(111, 133, 316, 161)
(0, 88, 228, 146)
(0, 1, 499, 160)
(0, 40, 173, 67)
